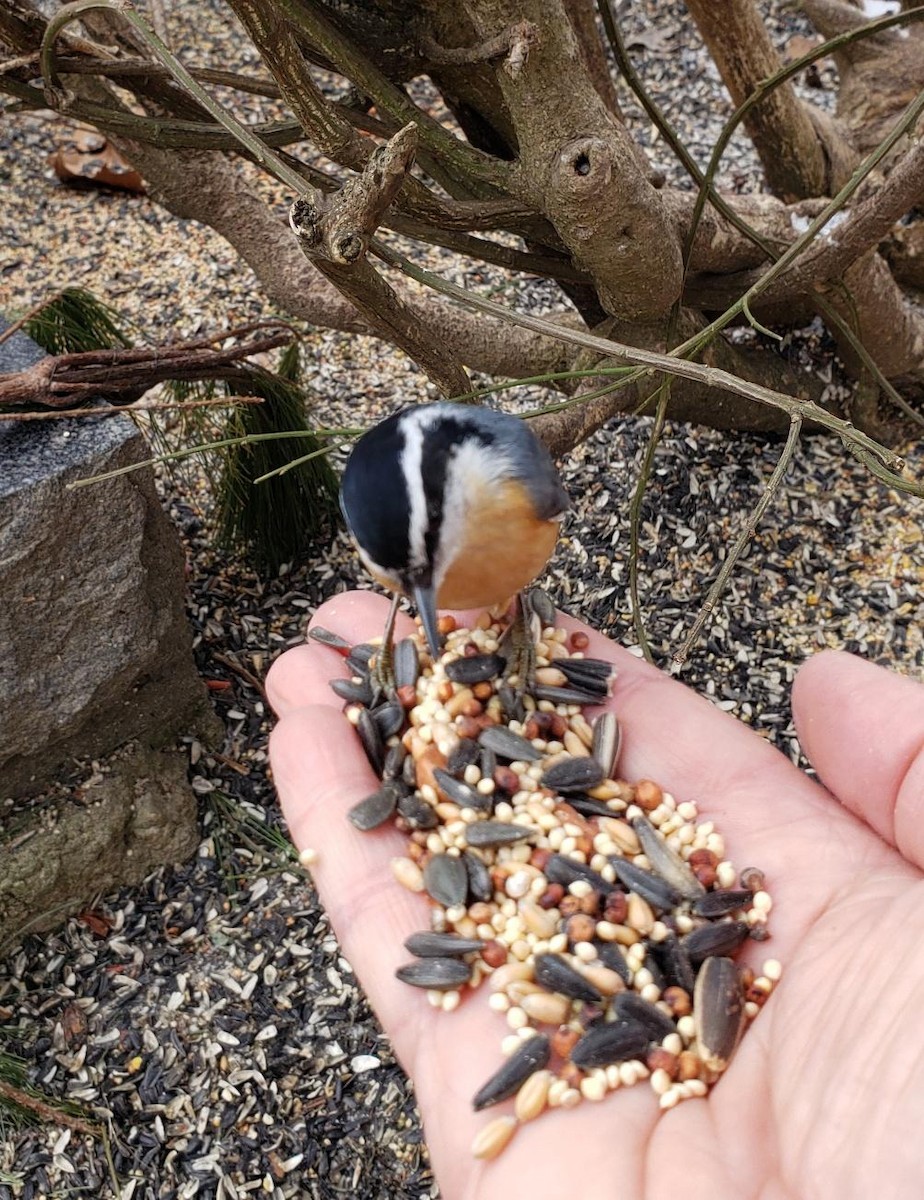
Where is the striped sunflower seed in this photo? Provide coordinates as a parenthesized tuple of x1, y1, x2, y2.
(394, 637, 420, 690)
(694, 956, 745, 1072)
(631, 816, 705, 900)
(591, 711, 621, 778)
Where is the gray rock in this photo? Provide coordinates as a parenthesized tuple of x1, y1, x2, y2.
(0, 742, 201, 951)
(0, 326, 216, 797)
(0, 324, 219, 946)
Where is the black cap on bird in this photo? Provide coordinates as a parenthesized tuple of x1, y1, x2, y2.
(340, 403, 569, 661)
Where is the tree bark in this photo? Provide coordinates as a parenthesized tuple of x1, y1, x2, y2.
(684, 0, 850, 198)
(459, 0, 683, 319)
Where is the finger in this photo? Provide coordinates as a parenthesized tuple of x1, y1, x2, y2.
(266, 592, 416, 718)
(793, 649, 924, 871)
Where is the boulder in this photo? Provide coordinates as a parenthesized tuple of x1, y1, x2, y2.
(0, 324, 218, 948)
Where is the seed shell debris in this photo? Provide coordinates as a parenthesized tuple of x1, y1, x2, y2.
(329, 596, 780, 1160)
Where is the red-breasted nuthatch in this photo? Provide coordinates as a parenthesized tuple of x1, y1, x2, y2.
(340, 402, 569, 658)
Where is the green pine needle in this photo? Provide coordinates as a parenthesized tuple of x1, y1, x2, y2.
(23, 287, 133, 354)
(216, 343, 339, 572)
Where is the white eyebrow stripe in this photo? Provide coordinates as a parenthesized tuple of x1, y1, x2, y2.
(398, 408, 431, 572)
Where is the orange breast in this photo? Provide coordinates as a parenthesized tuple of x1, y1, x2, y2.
(436, 479, 561, 610)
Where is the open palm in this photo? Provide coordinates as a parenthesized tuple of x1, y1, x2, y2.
(268, 592, 924, 1200)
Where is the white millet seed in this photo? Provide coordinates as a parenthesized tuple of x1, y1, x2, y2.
(506, 1006, 528, 1030)
(762, 958, 783, 982)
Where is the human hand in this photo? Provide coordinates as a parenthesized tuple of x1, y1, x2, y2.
(268, 591, 924, 1200)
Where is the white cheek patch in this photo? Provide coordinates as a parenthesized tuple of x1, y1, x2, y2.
(432, 439, 510, 592)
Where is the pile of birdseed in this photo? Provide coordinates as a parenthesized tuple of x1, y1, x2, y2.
(320, 603, 779, 1161)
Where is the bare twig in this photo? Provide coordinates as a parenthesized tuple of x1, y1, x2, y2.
(0, 1079, 100, 1138)
(420, 21, 539, 75)
(0, 395, 264, 422)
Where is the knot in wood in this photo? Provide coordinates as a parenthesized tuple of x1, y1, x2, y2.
(557, 138, 613, 194)
(334, 232, 367, 264)
(288, 199, 323, 248)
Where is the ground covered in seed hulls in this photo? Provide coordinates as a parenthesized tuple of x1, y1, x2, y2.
(1, 0, 922, 1197)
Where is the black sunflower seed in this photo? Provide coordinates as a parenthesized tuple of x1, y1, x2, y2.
(593, 940, 632, 985)
(432, 768, 490, 811)
(396, 957, 471, 990)
(348, 642, 377, 667)
(478, 726, 542, 761)
(372, 700, 405, 739)
(608, 858, 681, 911)
(347, 784, 399, 831)
(445, 653, 506, 684)
(309, 626, 351, 652)
(472, 1034, 551, 1111)
(446, 738, 480, 777)
(423, 854, 469, 907)
(496, 685, 526, 724)
(647, 932, 695, 994)
(463, 850, 493, 902)
(396, 791, 439, 830)
(612, 993, 675, 1041)
(330, 677, 373, 705)
(692, 889, 754, 919)
(533, 954, 602, 1002)
(525, 587, 556, 628)
(683, 920, 750, 965)
(382, 742, 407, 782)
(544, 854, 615, 895)
(404, 931, 486, 958)
(464, 820, 535, 848)
(570, 1020, 651, 1069)
(356, 708, 385, 774)
(541, 757, 605, 793)
(566, 795, 616, 819)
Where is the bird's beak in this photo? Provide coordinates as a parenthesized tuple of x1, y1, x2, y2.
(413, 583, 442, 659)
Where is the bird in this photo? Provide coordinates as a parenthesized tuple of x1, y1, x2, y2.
(340, 402, 569, 678)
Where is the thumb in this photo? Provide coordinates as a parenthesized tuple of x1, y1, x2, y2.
(792, 650, 924, 870)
